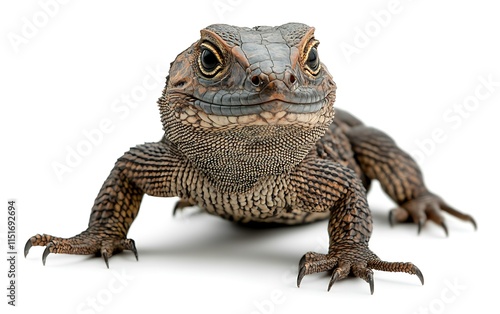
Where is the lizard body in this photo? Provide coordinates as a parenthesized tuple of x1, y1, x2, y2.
(26, 23, 476, 294)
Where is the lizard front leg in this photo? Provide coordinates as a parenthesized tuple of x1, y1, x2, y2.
(25, 141, 182, 267)
(291, 157, 423, 294)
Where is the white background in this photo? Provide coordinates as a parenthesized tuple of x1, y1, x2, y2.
(1, 0, 499, 313)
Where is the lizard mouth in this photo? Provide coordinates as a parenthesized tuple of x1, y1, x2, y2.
(190, 88, 333, 116)
(193, 97, 328, 116)
(166, 90, 335, 128)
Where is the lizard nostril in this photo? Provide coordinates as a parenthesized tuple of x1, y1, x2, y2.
(251, 75, 261, 86)
(289, 74, 296, 84)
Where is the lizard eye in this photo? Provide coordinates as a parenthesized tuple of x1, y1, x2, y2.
(306, 47, 319, 71)
(304, 40, 321, 76)
(198, 42, 223, 78)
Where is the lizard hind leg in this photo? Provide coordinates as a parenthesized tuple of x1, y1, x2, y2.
(345, 125, 477, 235)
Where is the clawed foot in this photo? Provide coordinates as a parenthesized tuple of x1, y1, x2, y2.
(297, 243, 423, 294)
(24, 230, 138, 268)
(389, 193, 477, 236)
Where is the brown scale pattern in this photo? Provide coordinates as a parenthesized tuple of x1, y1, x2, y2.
(25, 22, 476, 294)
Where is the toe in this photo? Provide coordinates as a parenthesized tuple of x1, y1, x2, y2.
(389, 207, 409, 226)
(352, 264, 375, 294)
(439, 201, 477, 230)
(392, 193, 477, 234)
(327, 262, 350, 292)
(425, 203, 448, 236)
(297, 252, 333, 287)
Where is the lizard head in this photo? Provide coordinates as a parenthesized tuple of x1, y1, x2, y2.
(161, 22, 336, 128)
(159, 23, 337, 192)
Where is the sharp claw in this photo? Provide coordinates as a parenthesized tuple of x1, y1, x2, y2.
(415, 266, 424, 285)
(327, 271, 339, 292)
(130, 239, 139, 261)
(417, 219, 425, 235)
(440, 222, 449, 237)
(388, 210, 394, 227)
(469, 216, 478, 231)
(24, 239, 32, 258)
(367, 272, 375, 295)
(297, 266, 306, 288)
(42, 243, 52, 266)
(103, 253, 110, 269)
(297, 255, 306, 288)
(173, 200, 190, 217)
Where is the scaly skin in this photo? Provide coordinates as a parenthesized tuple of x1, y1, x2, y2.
(25, 23, 476, 294)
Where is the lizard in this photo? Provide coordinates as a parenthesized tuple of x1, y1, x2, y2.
(25, 23, 476, 294)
